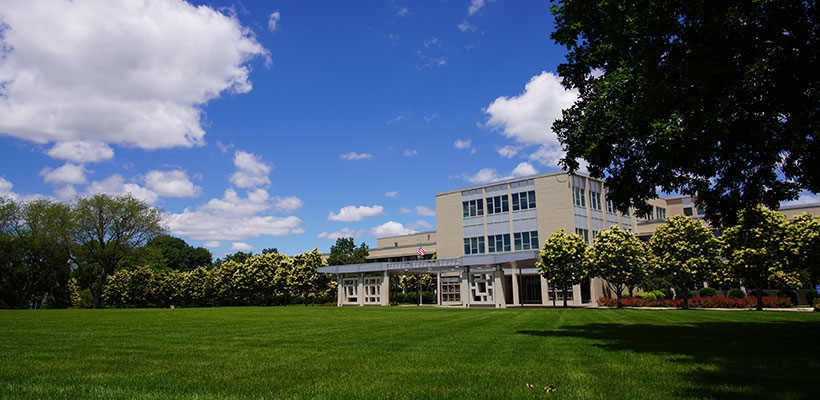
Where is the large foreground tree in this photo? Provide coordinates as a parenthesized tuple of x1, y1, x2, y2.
(551, 0, 819, 227)
(66, 194, 164, 308)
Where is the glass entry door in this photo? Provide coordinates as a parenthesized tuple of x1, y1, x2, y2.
(520, 275, 542, 304)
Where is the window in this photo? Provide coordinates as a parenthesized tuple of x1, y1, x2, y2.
(441, 278, 461, 302)
(683, 207, 693, 216)
(575, 228, 589, 244)
(486, 195, 509, 215)
(606, 199, 615, 214)
(697, 206, 704, 215)
(592, 230, 599, 241)
(513, 231, 539, 251)
(656, 207, 666, 220)
(572, 187, 586, 207)
(488, 234, 511, 253)
(462, 199, 484, 218)
(512, 190, 537, 211)
(642, 206, 655, 221)
(463, 236, 485, 255)
(590, 191, 602, 211)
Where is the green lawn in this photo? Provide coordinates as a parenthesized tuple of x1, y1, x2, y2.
(1, 306, 818, 399)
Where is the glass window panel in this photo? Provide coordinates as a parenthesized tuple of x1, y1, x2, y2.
(512, 193, 520, 211)
(477, 199, 484, 216)
(529, 191, 536, 209)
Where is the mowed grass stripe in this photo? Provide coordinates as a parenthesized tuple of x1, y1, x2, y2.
(1, 307, 818, 399)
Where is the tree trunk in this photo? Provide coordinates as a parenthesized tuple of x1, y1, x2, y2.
(562, 284, 568, 308)
(616, 290, 623, 309)
(682, 288, 690, 310)
(92, 272, 105, 309)
(756, 292, 764, 311)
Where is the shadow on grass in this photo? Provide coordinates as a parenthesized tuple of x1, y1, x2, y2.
(518, 320, 820, 400)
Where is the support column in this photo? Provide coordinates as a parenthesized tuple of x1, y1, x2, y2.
(337, 273, 344, 306)
(540, 275, 550, 306)
(381, 271, 390, 306)
(461, 267, 471, 308)
(493, 265, 506, 308)
(436, 273, 442, 305)
(511, 263, 521, 306)
(358, 273, 364, 306)
(572, 283, 582, 306)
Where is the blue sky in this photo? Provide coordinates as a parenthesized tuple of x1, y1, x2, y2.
(3, 0, 812, 257)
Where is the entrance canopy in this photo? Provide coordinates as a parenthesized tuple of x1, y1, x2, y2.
(318, 250, 540, 274)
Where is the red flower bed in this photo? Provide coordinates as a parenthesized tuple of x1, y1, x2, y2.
(597, 295, 793, 308)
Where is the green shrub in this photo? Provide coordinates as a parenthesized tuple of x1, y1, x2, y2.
(78, 288, 93, 308)
(421, 291, 436, 304)
(805, 292, 817, 306)
(814, 298, 820, 311)
(699, 287, 717, 297)
(776, 289, 798, 305)
(637, 290, 666, 300)
(292, 295, 305, 304)
(727, 288, 745, 299)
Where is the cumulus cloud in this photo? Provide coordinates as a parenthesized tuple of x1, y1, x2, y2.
(370, 221, 415, 237)
(485, 71, 578, 167)
(201, 188, 271, 216)
(328, 205, 385, 222)
(396, 7, 411, 17)
(230, 151, 272, 188)
(399, 207, 412, 214)
(339, 152, 374, 160)
(403, 149, 418, 156)
(511, 162, 538, 177)
(267, 11, 280, 31)
(144, 170, 201, 198)
(457, 20, 477, 32)
(0, 177, 14, 198)
(454, 139, 475, 152)
(202, 241, 221, 249)
(46, 141, 114, 163)
(408, 220, 434, 230)
(272, 196, 303, 213)
(53, 185, 77, 201)
(40, 163, 88, 185)
(468, 0, 486, 16)
(782, 193, 820, 207)
(385, 191, 398, 197)
(0, 0, 268, 150)
(424, 113, 439, 122)
(86, 174, 158, 204)
(460, 163, 539, 184)
(230, 242, 254, 251)
(415, 206, 436, 217)
(317, 227, 364, 241)
(497, 145, 520, 158)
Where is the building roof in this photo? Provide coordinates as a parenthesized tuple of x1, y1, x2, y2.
(435, 170, 591, 196)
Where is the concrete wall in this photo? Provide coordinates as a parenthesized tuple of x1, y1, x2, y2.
(435, 191, 464, 259)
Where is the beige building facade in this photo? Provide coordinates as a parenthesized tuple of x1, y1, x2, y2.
(319, 171, 820, 308)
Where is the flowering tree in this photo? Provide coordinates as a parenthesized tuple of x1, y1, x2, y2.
(289, 248, 328, 304)
(787, 213, 820, 286)
(590, 226, 650, 308)
(537, 229, 589, 307)
(650, 215, 721, 309)
(722, 205, 801, 310)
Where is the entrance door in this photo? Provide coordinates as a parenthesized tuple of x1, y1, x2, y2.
(520, 275, 542, 304)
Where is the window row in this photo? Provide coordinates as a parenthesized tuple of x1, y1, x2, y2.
(514, 231, 539, 251)
(462, 199, 484, 218)
(441, 281, 461, 302)
(488, 234, 511, 253)
(463, 191, 537, 219)
(464, 236, 485, 255)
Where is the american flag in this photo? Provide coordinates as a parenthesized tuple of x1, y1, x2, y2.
(417, 245, 425, 259)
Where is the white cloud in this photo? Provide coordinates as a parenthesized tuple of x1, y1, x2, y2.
(497, 145, 520, 158)
(46, 141, 114, 163)
(54, 185, 77, 201)
(0, 0, 268, 150)
(424, 113, 439, 122)
(202, 241, 221, 249)
(454, 139, 473, 150)
(201, 188, 270, 216)
(387, 115, 406, 125)
(230, 151, 272, 188)
(403, 149, 418, 156)
(782, 193, 820, 207)
(511, 162, 538, 177)
(468, 0, 486, 16)
(399, 207, 412, 214)
(397, 7, 410, 17)
(0, 177, 14, 198)
(424, 37, 443, 48)
(415, 206, 436, 217)
(317, 227, 364, 241)
(370, 221, 415, 237)
(339, 152, 374, 160)
(165, 211, 303, 241)
(144, 170, 201, 198)
(464, 168, 503, 184)
(230, 242, 254, 251)
(328, 205, 385, 222)
(40, 163, 87, 185)
(385, 191, 398, 197)
(272, 196, 303, 213)
(408, 220, 434, 230)
(485, 71, 578, 167)
(457, 20, 477, 32)
(267, 11, 280, 31)
(86, 174, 158, 204)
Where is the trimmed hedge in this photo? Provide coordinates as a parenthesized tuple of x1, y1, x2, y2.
(598, 295, 794, 309)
